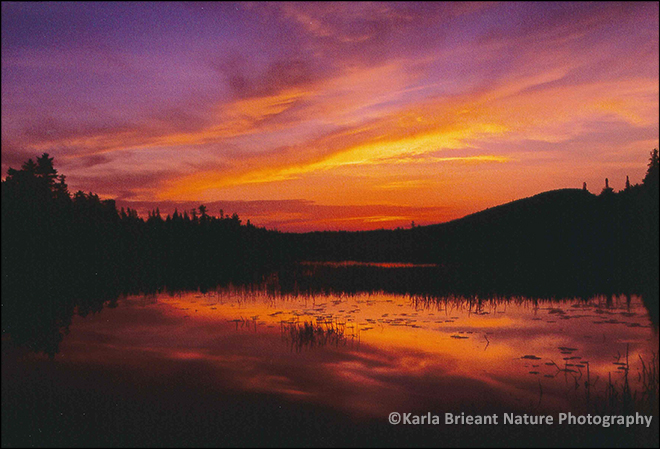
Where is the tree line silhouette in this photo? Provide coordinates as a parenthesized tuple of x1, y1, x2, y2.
(1, 150, 658, 355)
(1, 154, 291, 355)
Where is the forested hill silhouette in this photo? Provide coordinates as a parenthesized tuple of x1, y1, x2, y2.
(1, 150, 658, 355)
(286, 150, 659, 298)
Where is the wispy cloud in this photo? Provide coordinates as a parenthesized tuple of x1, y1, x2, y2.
(2, 2, 657, 230)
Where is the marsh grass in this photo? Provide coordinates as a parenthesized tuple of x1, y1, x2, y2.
(555, 344, 659, 419)
(281, 318, 359, 352)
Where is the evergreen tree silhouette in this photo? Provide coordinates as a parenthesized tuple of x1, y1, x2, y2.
(643, 148, 659, 194)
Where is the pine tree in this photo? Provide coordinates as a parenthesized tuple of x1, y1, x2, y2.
(642, 148, 658, 192)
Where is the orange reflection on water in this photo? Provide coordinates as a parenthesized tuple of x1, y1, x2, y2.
(50, 284, 659, 420)
(300, 261, 439, 268)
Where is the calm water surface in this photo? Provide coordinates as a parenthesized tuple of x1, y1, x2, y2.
(65, 289, 656, 414)
(3, 264, 658, 447)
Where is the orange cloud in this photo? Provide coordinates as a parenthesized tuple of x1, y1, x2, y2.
(3, 2, 657, 231)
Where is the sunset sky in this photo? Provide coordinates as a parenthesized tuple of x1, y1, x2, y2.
(2, 1, 658, 231)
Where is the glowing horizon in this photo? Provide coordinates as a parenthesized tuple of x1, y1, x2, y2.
(2, 2, 658, 231)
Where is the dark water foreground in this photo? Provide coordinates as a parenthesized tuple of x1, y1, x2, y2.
(2, 264, 659, 448)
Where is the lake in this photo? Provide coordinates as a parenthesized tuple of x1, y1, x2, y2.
(2, 263, 658, 447)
